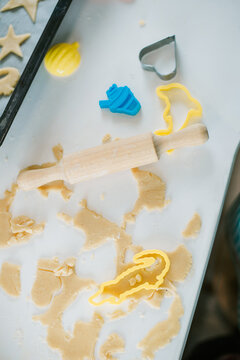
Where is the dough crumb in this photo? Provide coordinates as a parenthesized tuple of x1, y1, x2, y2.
(52, 144, 63, 161)
(0, 262, 21, 297)
(182, 213, 202, 238)
(138, 295, 184, 359)
(57, 212, 73, 225)
(108, 309, 127, 320)
(99, 333, 125, 360)
(123, 168, 167, 227)
(139, 19, 146, 27)
(102, 133, 112, 144)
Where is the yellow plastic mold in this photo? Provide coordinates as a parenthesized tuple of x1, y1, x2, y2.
(154, 83, 203, 136)
(89, 249, 170, 306)
(44, 42, 81, 77)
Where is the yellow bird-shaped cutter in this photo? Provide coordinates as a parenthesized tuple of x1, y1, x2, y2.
(89, 249, 170, 306)
(154, 83, 203, 137)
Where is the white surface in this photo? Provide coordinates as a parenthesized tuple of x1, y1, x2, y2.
(0, 0, 240, 359)
(0, 0, 59, 116)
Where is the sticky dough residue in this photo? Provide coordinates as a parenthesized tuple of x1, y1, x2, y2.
(138, 295, 184, 359)
(23, 144, 72, 200)
(0, 184, 45, 248)
(0, 262, 21, 297)
(99, 333, 125, 360)
(102, 133, 112, 144)
(182, 213, 202, 239)
(32, 258, 103, 360)
(123, 168, 168, 227)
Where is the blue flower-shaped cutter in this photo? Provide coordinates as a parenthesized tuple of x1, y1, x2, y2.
(99, 84, 141, 116)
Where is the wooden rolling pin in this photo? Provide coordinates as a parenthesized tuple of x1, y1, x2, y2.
(17, 124, 208, 190)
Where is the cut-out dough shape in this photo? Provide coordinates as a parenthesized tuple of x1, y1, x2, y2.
(89, 249, 170, 305)
(154, 83, 203, 136)
(0, 25, 30, 61)
(0, 67, 20, 96)
(1, 0, 42, 22)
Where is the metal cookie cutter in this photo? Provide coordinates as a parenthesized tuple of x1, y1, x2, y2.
(139, 35, 177, 80)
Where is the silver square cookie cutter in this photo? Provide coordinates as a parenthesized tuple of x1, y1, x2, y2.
(139, 35, 177, 80)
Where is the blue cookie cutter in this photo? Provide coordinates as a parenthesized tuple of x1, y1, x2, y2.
(99, 84, 141, 116)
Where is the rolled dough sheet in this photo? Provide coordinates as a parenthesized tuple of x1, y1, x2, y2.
(99, 333, 125, 360)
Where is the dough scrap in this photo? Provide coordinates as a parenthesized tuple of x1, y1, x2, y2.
(123, 168, 168, 227)
(0, 262, 21, 297)
(23, 145, 72, 200)
(1, 0, 42, 22)
(52, 143, 63, 162)
(0, 67, 20, 96)
(166, 245, 192, 282)
(99, 333, 125, 360)
(32, 258, 94, 324)
(0, 185, 45, 248)
(32, 258, 101, 360)
(59, 200, 136, 274)
(138, 294, 184, 359)
(182, 213, 202, 239)
(102, 133, 112, 144)
(47, 313, 104, 360)
(0, 24, 30, 61)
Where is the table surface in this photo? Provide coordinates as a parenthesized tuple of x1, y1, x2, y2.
(0, 1, 240, 359)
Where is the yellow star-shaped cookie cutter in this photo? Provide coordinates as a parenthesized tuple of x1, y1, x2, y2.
(89, 249, 170, 306)
(154, 83, 203, 138)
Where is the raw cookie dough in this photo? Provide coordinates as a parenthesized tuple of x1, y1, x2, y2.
(138, 295, 184, 359)
(1, 0, 42, 22)
(0, 184, 45, 248)
(32, 258, 100, 360)
(123, 168, 168, 227)
(47, 313, 104, 360)
(0, 262, 21, 297)
(23, 145, 72, 200)
(58, 200, 135, 274)
(182, 213, 202, 239)
(0, 25, 30, 61)
(0, 67, 20, 96)
(99, 333, 125, 360)
(102, 133, 112, 144)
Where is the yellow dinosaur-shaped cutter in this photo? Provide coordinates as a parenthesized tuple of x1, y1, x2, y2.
(89, 249, 170, 306)
(154, 83, 203, 136)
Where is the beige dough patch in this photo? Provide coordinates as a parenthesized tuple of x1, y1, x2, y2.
(32, 258, 94, 325)
(99, 333, 125, 360)
(0, 262, 21, 297)
(1, 0, 42, 22)
(0, 184, 45, 248)
(47, 313, 104, 360)
(138, 294, 184, 359)
(32, 258, 101, 360)
(0, 25, 30, 61)
(23, 145, 72, 200)
(123, 168, 168, 227)
(182, 213, 202, 239)
(102, 133, 112, 144)
(59, 200, 136, 274)
(0, 67, 20, 96)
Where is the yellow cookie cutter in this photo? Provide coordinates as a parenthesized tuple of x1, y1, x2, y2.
(154, 83, 203, 136)
(89, 249, 170, 306)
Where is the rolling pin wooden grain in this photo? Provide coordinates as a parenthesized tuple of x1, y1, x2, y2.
(17, 124, 208, 190)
